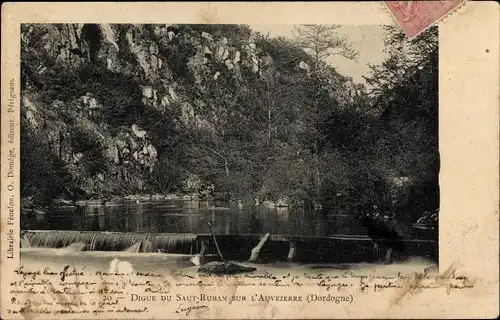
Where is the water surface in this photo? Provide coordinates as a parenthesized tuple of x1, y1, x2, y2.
(24, 199, 368, 237)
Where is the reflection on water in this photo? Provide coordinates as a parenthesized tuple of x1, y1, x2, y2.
(23, 200, 367, 236)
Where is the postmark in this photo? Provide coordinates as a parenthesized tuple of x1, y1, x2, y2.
(385, 1, 469, 38)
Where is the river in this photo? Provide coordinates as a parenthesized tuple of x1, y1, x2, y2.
(23, 199, 371, 237)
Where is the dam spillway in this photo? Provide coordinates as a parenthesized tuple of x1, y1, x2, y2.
(22, 230, 198, 254)
(21, 229, 438, 263)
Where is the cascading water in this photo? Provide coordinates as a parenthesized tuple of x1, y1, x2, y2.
(23, 230, 198, 254)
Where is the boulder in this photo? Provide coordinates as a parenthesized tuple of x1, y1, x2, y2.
(222, 48, 229, 60)
(201, 31, 213, 41)
(276, 197, 290, 207)
(168, 86, 178, 101)
(33, 208, 46, 216)
(225, 60, 234, 70)
(53, 198, 75, 206)
(151, 194, 166, 200)
(131, 124, 147, 139)
(161, 95, 171, 107)
(100, 24, 119, 51)
(216, 46, 225, 60)
(142, 86, 154, 99)
(198, 261, 256, 275)
(233, 51, 241, 63)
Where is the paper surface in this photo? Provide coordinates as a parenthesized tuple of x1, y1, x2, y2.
(1, 2, 499, 319)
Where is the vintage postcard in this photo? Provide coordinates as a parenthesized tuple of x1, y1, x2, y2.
(1, 2, 499, 319)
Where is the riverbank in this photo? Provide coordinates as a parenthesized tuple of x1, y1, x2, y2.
(22, 193, 296, 213)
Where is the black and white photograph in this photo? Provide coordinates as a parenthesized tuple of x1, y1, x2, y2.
(19, 23, 439, 274)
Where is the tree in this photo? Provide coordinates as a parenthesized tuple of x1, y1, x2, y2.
(360, 26, 439, 221)
(293, 25, 358, 62)
(293, 25, 358, 206)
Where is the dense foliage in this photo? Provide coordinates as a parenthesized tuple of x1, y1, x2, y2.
(20, 24, 439, 223)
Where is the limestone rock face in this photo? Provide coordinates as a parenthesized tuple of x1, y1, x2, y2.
(21, 23, 353, 199)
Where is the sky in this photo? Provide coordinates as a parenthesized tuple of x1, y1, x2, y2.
(247, 25, 389, 85)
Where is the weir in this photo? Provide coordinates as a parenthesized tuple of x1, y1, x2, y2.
(23, 230, 197, 254)
(21, 230, 438, 263)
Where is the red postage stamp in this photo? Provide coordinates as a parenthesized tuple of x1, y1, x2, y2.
(385, 1, 468, 38)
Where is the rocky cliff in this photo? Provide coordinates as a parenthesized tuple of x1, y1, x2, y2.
(21, 24, 354, 201)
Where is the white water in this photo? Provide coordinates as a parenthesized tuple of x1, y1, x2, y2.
(21, 247, 437, 278)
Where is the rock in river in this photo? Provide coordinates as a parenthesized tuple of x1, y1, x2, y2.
(198, 261, 256, 275)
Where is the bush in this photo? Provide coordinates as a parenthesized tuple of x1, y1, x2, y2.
(20, 123, 71, 204)
(147, 156, 185, 194)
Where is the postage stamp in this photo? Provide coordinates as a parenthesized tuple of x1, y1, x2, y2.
(1, 2, 499, 320)
(385, 1, 469, 38)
